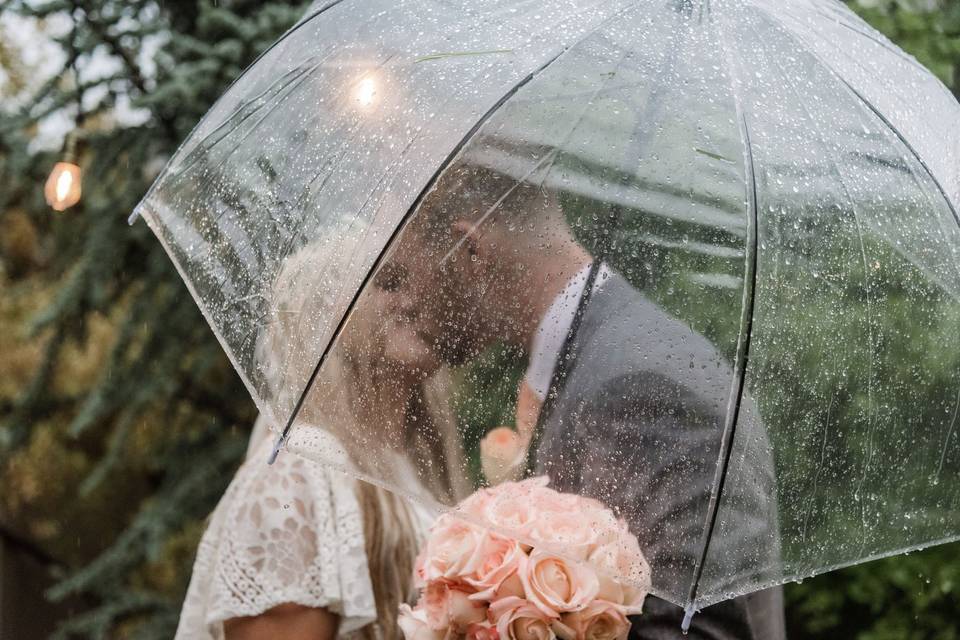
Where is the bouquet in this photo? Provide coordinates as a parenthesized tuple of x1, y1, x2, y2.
(399, 477, 650, 640)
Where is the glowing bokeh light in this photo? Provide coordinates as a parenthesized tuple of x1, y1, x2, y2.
(356, 77, 377, 107)
(44, 161, 82, 212)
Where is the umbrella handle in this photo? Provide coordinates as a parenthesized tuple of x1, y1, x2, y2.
(681, 604, 696, 634)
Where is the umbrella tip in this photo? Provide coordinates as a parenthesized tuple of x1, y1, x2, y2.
(127, 208, 141, 225)
(267, 433, 286, 465)
(681, 605, 696, 634)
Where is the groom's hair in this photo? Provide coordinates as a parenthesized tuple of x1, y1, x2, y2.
(411, 139, 558, 250)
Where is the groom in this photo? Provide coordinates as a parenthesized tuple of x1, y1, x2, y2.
(382, 143, 785, 639)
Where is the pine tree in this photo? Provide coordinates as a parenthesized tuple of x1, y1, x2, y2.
(0, 1, 307, 637)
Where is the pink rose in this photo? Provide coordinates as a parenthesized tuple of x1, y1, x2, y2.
(467, 621, 501, 640)
(488, 476, 550, 499)
(587, 537, 650, 614)
(527, 485, 583, 515)
(398, 604, 445, 640)
(619, 583, 648, 617)
(422, 580, 487, 632)
(526, 504, 619, 562)
(414, 550, 428, 588)
(470, 568, 526, 603)
(463, 532, 525, 600)
(423, 515, 484, 581)
(521, 549, 600, 617)
(492, 571, 527, 600)
(490, 596, 559, 640)
(480, 427, 526, 486)
(458, 487, 495, 518)
(482, 479, 549, 537)
(559, 601, 631, 640)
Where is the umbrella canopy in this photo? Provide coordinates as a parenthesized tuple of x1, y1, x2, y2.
(132, 0, 960, 615)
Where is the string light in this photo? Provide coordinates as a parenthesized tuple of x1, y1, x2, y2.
(44, 131, 82, 212)
(44, 5, 84, 213)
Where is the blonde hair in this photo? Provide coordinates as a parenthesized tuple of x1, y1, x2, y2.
(256, 245, 466, 639)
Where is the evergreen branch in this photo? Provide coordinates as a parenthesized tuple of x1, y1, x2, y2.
(47, 432, 245, 602)
(77, 388, 152, 496)
(78, 1, 150, 95)
(1, 3, 305, 637)
(0, 526, 64, 570)
(66, 285, 154, 437)
(78, 0, 180, 140)
(29, 255, 92, 334)
(49, 589, 171, 640)
(0, 325, 66, 451)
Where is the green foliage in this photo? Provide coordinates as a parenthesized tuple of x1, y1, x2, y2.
(787, 542, 960, 640)
(454, 343, 525, 485)
(0, 0, 306, 637)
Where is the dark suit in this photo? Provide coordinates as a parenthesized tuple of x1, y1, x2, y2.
(533, 270, 785, 640)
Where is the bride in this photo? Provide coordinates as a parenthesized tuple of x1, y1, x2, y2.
(175, 246, 468, 640)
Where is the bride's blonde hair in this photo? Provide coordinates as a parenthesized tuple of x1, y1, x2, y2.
(256, 245, 466, 639)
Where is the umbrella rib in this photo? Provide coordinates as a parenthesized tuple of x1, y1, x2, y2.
(683, 113, 759, 623)
(688, 6, 960, 619)
(519, 38, 645, 476)
(267, 48, 576, 464)
(174, 56, 326, 182)
(840, 83, 960, 232)
(754, 15, 960, 547)
(754, 3, 960, 295)
(682, 13, 761, 626)
(759, 15, 886, 563)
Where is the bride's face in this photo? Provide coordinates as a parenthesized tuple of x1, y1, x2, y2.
(343, 267, 441, 377)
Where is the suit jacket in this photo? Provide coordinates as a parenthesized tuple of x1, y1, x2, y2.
(532, 270, 785, 640)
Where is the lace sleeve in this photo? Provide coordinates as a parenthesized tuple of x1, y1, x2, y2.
(175, 434, 377, 640)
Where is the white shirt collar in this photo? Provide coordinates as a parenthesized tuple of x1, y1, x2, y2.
(524, 262, 610, 402)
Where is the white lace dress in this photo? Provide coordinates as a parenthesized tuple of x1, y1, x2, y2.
(175, 420, 428, 640)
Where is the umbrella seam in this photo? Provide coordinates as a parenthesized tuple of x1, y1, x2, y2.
(690, 4, 960, 613)
(521, 33, 647, 478)
(841, 84, 960, 231)
(752, 0, 960, 571)
(266, 52, 566, 456)
(784, 0, 958, 107)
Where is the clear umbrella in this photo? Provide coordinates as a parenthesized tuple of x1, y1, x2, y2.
(131, 0, 960, 621)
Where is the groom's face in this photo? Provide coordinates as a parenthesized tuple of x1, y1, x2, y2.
(375, 160, 557, 366)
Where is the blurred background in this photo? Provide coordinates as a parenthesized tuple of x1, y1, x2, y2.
(0, 0, 958, 638)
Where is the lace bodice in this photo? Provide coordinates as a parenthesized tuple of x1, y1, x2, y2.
(175, 422, 425, 640)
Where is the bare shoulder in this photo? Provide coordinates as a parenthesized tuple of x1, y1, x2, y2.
(224, 602, 340, 640)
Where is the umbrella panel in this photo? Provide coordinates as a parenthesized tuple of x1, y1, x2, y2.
(286, 3, 759, 608)
(697, 5, 960, 606)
